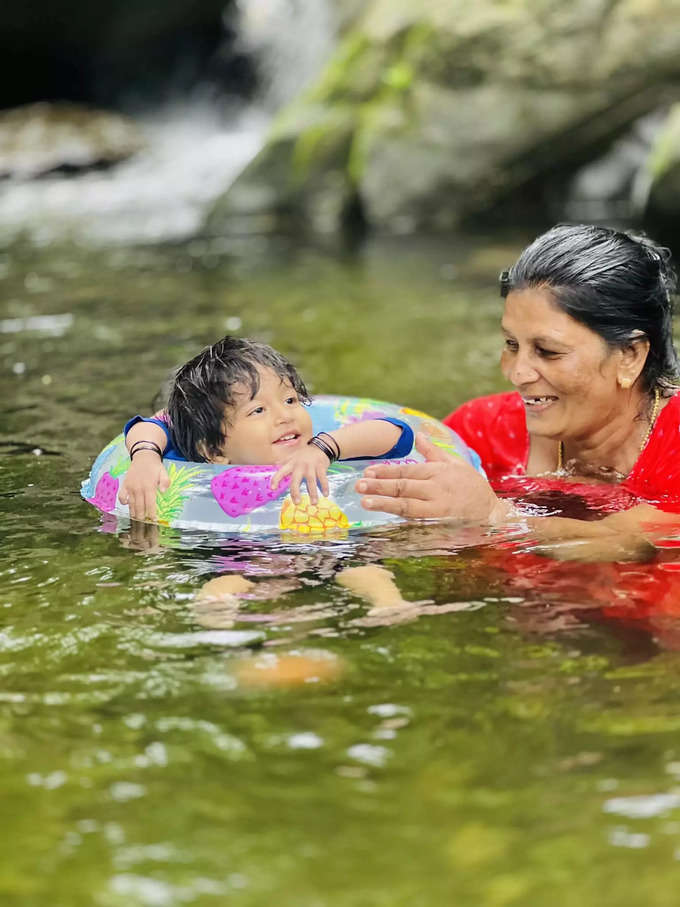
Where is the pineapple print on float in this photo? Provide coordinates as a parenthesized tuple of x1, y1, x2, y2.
(82, 395, 484, 534)
(279, 494, 350, 535)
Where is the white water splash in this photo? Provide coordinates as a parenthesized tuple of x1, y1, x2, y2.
(236, 0, 335, 109)
(603, 792, 680, 819)
(0, 104, 268, 246)
(0, 0, 334, 246)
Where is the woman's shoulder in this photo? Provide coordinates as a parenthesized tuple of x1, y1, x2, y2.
(444, 392, 527, 476)
(645, 388, 680, 438)
(626, 389, 680, 506)
(444, 391, 524, 430)
(660, 389, 680, 416)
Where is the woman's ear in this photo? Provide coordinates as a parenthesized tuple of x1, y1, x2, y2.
(618, 335, 650, 389)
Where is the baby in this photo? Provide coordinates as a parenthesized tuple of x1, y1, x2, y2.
(119, 336, 413, 521)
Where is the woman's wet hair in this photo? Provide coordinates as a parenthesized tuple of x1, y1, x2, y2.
(500, 224, 679, 392)
(168, 336, 310, 461)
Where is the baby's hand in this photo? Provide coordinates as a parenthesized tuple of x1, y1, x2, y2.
(118, 451, 170, 522)
(271, 444, 331, 505)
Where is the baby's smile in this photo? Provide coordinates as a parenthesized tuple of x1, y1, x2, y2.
(273, 431, 303, 447)
(216, 366, 314, 465)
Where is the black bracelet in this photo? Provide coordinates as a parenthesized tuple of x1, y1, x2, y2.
(129, 440, 164, 460)
(308, 434, 338, 463)
(317, 431, 341, 460)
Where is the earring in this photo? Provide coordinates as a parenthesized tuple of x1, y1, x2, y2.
(620, 377, 631, 389)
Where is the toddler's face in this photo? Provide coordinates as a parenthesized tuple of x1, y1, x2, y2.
(213, 366, 313, 465)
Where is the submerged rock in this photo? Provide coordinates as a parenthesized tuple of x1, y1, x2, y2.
(0, 102, 145, 179)
(206, 0, 680, 236)
(233, 650, 345, 688)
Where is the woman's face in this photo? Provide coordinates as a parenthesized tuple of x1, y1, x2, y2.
(500, 287, 627, 442)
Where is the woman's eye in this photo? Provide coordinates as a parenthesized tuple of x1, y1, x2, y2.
(536, 347, 559, 358)
(504, 339, 518, 352)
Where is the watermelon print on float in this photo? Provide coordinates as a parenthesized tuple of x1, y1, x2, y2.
(81, 395, 484, 534)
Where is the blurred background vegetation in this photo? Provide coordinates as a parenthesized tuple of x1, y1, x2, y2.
(1, 0, 679, 249)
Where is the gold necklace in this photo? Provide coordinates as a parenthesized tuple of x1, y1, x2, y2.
(556, 387, 660, 473)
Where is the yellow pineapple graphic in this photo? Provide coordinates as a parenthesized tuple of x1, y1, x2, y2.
(279, 493, 350, 534)
(400, 405, 435, 420)
(419, 419, 450, 441)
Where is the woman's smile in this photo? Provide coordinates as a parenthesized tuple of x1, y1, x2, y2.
(521, 394, 558, 414)
(500, 286, 628, 443)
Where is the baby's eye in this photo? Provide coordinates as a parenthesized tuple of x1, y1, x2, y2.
(285, 396, 297, 405)
(248, 405, 265, 416)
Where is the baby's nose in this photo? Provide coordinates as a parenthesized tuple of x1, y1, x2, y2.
(274, 404, 293, 421)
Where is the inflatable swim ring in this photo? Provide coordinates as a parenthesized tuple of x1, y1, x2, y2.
(81, 395, 484, 534)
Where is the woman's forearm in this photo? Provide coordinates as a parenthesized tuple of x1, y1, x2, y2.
(355, 432, 680, 562)
(524, 503, 680, 540)
(517, 504, 680, 562)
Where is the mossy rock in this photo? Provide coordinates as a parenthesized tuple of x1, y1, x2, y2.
(0, 102, 145, 178)
(205, 0, 680, 237)
(205, 104, 358, 236)
(641, 103, 680, 221)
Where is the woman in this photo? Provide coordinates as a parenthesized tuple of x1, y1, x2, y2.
(356, 224, 680, 550)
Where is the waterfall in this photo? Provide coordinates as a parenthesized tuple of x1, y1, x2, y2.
(236, 0, 335, 110)
(564, 111, 665, 223)
(0, 0, 335, 247)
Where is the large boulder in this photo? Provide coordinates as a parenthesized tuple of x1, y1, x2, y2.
(206, 0, 680, 236)
(0, 103, 145, 179)
(639, 103, 680, 228)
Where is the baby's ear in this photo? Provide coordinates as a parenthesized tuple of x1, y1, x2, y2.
(197, 441, 229, 464)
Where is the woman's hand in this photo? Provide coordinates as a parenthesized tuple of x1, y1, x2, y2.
(118, 451, 170, 522)
(271, 444, 330, 505)
(355, 433, 513, 524)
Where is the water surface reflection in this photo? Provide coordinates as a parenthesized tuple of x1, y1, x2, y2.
(4, 237, 680, 904)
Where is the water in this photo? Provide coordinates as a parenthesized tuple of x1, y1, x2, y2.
(0, 0, 336, 249)
(3, 234, 680, 906)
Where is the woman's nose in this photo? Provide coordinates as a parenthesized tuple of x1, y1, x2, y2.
(505, 350, 539, 387)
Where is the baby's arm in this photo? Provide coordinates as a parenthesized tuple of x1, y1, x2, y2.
(272, 420, 403, 505)
(118, 420, 170, 522)
(326, 420, 403, 461)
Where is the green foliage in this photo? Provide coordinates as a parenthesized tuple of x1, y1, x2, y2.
(380, 61, 414, 92)
(646, 104, 680, 181)
(291, 108, 356, 182)
(311, 33, 382, 104)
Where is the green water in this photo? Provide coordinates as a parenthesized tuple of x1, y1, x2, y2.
(3, 235, 680, 906)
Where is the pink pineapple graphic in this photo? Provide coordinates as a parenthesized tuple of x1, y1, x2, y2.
(87, 454, 129, 513)
(211, 466, 291, 518)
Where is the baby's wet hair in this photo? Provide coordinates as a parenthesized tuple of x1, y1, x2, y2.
(168, 336, 310, 461)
